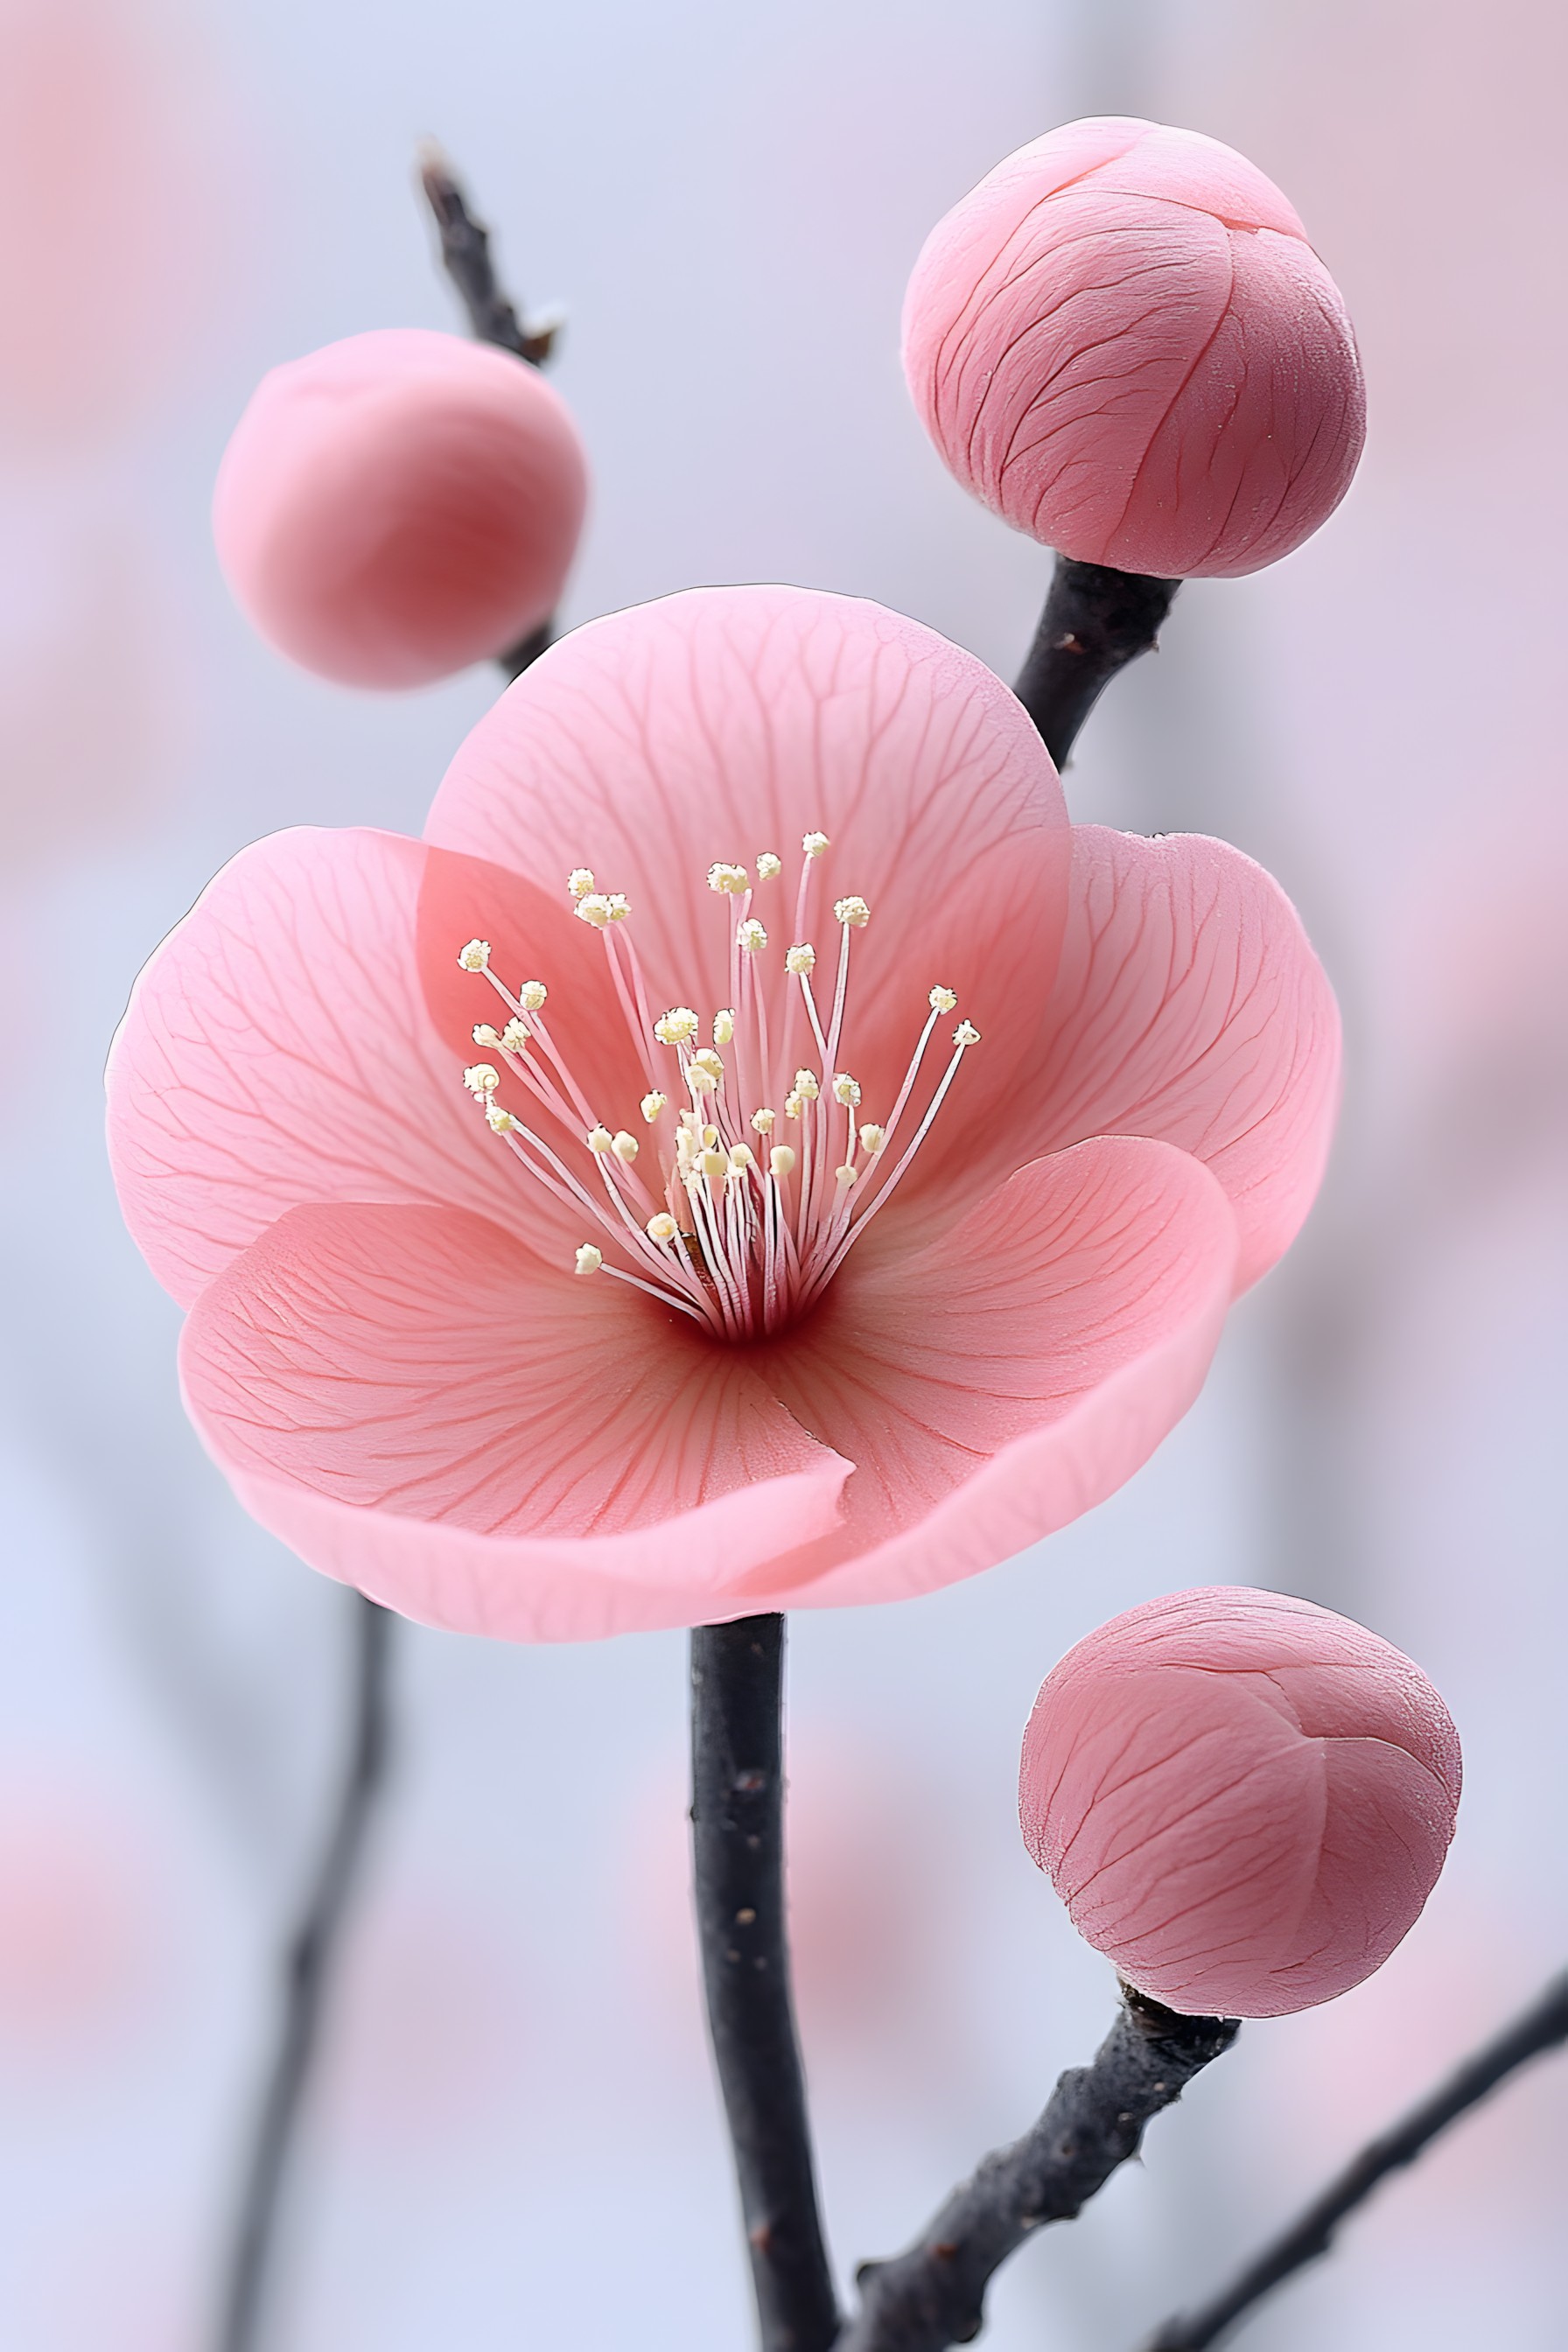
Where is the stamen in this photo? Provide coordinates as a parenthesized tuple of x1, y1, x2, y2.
(713, 1009, 736, 1045)
(586, 1125, 614, 1154)
(575, 1245, 604, 1276)
(786, 943, 816, 975)
(640, 1091, 668, 1122)
(834, 895, 871, 929)
(802, 831, 830, 858)
(458, 940, 491, 972)
(769, 1145, 796, 1179)
(567, 869, 594, 900)
(463, 1063, 500, 1096)
(472, 1023, 501, 1048)
(612, 1131, 639, 1164)
(654, 1007, 700, 1046)
(756, 851, 783, 879)
(708, 862, 750, 894)
(737, 918, 767, 954)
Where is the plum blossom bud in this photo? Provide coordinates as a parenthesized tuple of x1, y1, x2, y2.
(903, 118, 1365, 580)
(1018, 1588, 1460, 2019)
(214, 328, 589, 688)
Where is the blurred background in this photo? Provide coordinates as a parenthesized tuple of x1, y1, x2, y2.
(2, 0, 1564, 2345)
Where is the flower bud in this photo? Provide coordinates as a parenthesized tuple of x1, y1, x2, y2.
(213, 328, 588, 688)
(903, 118, 1365, 579)
(1018, 1587, 1460, 2018)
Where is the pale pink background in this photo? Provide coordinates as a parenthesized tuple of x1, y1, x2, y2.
(1, 2, 1563, 2346)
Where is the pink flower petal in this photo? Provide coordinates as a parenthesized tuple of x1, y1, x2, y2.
(1004, 827, 1340, 1291)
(423, 586, 1072, 1175)
(107, 826, 640, 1306)
(733, 1135, 1237, 1611)
(179, 1201, 852, 1642)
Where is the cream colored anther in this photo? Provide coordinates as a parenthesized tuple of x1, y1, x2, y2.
(835, 1164, 858, 1187)
(574, 893, 615, 928)
(793, 1070, 820, 1101)
(833, 894, 871, 928)
(768, 1145, 796, 1179)
(785, 943, 816, 976)
(699, 1147, 725, 1179)
(689, 1066, 718, 1096)
(500, 1018, 529, 1054)
(471, 1023, 501, 1048)
(707, 862, 749, 894)
(654, 1006, 700, 1046)
(756, 851, 782, 880)
(586, 1124, 614, 1154)
(831, 1073, 861, 1107)
(647, 1212, 679, 1242)
(751, 1108, 776, 1134)
(802, 830, 830, 858)
(612, 1131, 639, 1164)
(640, 1090, 668, 1123)
(691, 1047, 724, 1078)
(712, 1009, 736, 1046)
(458, 939, 491, 972)
(737, 918, 767, 954)
(928, 985, 957, 1013)
(567, 868, 595, 899)
(858, 1123, 886, 1154)
(954, 1020, 981, 1046)
(574, 1245, 604, 1276)
(518, 981, 549, 1012)
(485, 1103, 517, 1133)
(463, 1063, 500, 1096)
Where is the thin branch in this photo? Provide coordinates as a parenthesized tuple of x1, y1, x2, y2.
(839, 1987, 1238, 2352)
(417, 143, 562, 683)
(217, 1596, 395, 2352)
(1013, 558, 1180, 769)
(417, 141, 558, 364)
(690, 1614, 841, 2352)
(1144, 1964, 1568, 2352)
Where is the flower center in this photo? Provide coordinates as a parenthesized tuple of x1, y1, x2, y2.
(455, 832, 980, 1340)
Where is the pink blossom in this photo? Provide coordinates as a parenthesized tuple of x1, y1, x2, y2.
(902, 116, 1365, 579)
(213, 329, 588, 689)
(1019, 1587, 1461, 2018)
(107, 588, 1337, 1641)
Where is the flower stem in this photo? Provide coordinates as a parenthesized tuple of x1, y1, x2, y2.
(690, 1614, 841, 2352)
(1144, 1964, 1568, 2352)
(1013, 557, 1181, 768)
(838, 1985, 1238, 2352)
(216, 1595, 395, 2352)
(416, 144, 559, 682)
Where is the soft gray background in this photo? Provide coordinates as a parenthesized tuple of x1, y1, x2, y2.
(1, 1, 1564, 2345)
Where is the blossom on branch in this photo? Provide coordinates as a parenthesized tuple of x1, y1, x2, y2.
(106, 587, 1337, 1641)
(214, 328, 588, 688)
(903, 116, 1366, 579)
(1019, 1587, 1461, 2018)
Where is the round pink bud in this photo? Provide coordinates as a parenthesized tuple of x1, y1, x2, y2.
(1019, 1588, 1460, 2018)
(213, 328, 588, 688)
(902, 117, 1366, 579)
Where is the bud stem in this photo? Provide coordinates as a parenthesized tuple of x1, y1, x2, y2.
(1014, 556, 1181, 769)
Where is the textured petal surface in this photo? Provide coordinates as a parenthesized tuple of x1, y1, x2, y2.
(1019, 1587, 1460, 2016)
(179, 1202, 852, 1641)
(424, 586, 1072, 1186)
(214, 329, 587, 689)
(902, 116, 1364, 578)
(729, 1137, 1236, 1611)
(107, 826, 642, 1306)
(1003, 828, 1339, 1291)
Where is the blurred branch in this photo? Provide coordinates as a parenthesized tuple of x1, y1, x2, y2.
(691, 1615, 841, 2352)
(840, 1988, 1237, 2352)
(1013, 559, 1180, 769)
(1144, 1965, 1568, 2352)
(417, 143, 563, 682)
(218, 1596, 395, 2352)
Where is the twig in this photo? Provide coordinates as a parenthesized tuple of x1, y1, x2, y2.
(1013, 558, 1180, 769)
(217, 1596, 395, 2352)
(839, 1986, 1237, 2352)
(690, 1615, 841, 2352)
(417, 141, 558, 364)
(417, 144, 562, 682)
(1144, 1965, 1568, 2351)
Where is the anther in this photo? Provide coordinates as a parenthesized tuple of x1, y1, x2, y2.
(751, 1109, 776, 1134)
(700, 1147, 725, 1179)
(954, 1020, 981, 1046)
(793, 1070, 820, 1101)
(712, 1009, 736, 1046)
(737, 918, 767, 954)
(689, 1066, 718, 1096)
(802, 831, 830, 858)
(858, 1123, 886, 1153)
(500, 1018, 529, 1053)
(691, 1047, 724, 1078)
(702, 1125, 720, 1147)
(769, 1145, 796, 1179)
(458, 939, 491, 972)
(647, 1213, 679, 1242)
(485, 1102, 517, 1133)
(575, 1244, 604, 1276)
(784, 1094, 802, 1119)
(640, 1090, 668, 1123)
(707, 862, 749, 894)
(785, 943, 816, 976)
(463, 1063, 500, 1096)
(575, 893, 615, 928)
(606, 894, 631, 922)
(831, 1073, 861, 1107)
(567, 869, 595, 899)
(835, 1165, 858, 1187)
(928, 985, 957, 1013)
(756, 851, 783, 879)
(587, 1125, 614, 1154)
(727, 1144, 754, 1174)
(612, 1131, 639, 1164)
(654, 1007, 700, 1046)
(518, 981, 548, 1012)
(471, 1023, 501, 1048)
(834, 895, 871, 928)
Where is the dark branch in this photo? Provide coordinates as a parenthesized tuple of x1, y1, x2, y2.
(217, 1596, 395, 2352)
(839, 1987, 1237, 2352)
(690, 1615, 840, 2352)
(417, 142, 557, 364)
(1012, 558, 1180, 769)
(1145, 1964, 1568, 2352)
